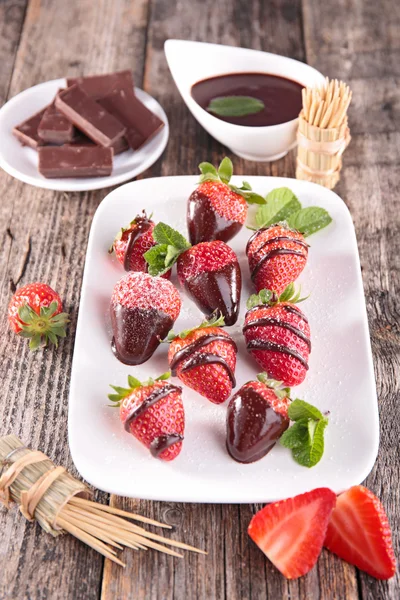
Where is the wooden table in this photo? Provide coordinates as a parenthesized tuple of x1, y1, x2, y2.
(0, 0, 398, 598)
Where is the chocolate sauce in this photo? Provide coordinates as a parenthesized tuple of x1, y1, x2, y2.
(184, 262, 241, 326)
(123, 216, 152, 271)
(246, 230, 308, 255)
(187, 189, 242, 245)
(191, 72, 303, 127)
(124, 384, 182, 432)
(178, 352, 236, 387)
(243, 317, 311, 350)
(111, 305, 173, 365)
(251, 248, 306, 281)
(226, 386, 289, 463)
(150, 433, 184, 458)
(246, 339, 309, 369)
(170, 333, 238, 374)
(283, 305, 309, 322)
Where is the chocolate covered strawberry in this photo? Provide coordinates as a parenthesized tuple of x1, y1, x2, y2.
(8, 282, 69, 350)
(188, 157, 264, 244)
(110, 271, 181, 365)
(248, 488, 336, 579)
(246, 223, 308, 294)
(109, 211, 170, 277)
(168, 314, 237, 404)
(226, 375, 290, 463)
(145, 223, 241, 325)
(243, 285, 311, 386)
(109, 372, 184, 461)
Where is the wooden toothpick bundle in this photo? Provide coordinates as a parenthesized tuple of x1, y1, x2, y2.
(296, 77, 352, 189)
(0, 435, 206, 567)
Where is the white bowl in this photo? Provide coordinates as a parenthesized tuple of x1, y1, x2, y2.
(165, 40, 325, 162)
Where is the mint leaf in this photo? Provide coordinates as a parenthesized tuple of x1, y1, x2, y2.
(218, 157, 233, 184)
(144, 244, 170, 276)
(280, 418, 309, 448)
(165, 245, 181, 267)
(288, 399, 324, 422)
(255, 187, 302, 229)
(152, 222, 191, 250)
(207, 96, 265, 117)
(287, 207, 332, 237)
(291, 418, 328, 467)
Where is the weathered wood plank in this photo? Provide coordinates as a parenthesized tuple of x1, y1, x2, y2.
(0, 0, 27, 105)
(0, 0, 149, 599)
(303, 1, 400, 599)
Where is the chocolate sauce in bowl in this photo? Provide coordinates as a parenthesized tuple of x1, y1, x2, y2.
(191, 72, 303, 127)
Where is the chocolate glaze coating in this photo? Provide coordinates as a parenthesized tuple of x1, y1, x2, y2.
(226, 386, 289, 463)
(150, 433, 184, 458)
(187, 189, 242, 244)
(123, 383, 182, 432)
(184, 261, 241, 326)
(111, 305, 173, 365)
(123, 216, 152, 271)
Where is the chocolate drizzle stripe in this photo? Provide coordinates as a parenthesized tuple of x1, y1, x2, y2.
(124, 384, 182, 432)
(246, 339, 309, 369)
(179, 352, 236, 387)
(169, 333, 238, 374)
(243, 317, 311, 350)
(123, 218, 152, 271)
(246, 229, 308, 255)
(283, 305, 309, 322)
(150, 433, 184, 458)
(251, 248, 306, 281)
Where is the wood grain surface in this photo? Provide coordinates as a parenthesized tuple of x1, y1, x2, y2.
(0, 0, 398, 599)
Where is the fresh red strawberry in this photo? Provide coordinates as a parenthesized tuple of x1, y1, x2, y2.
(8, 283, 69, 350)
(324, 485, 396, 579)
(145, 223, 242, 325)
(226, 376, 290, 463)
(109, 373, 185, 461)
(109, 211, 170, 278)
(248, 488, 336, 579)
(243, 285, 311, 386)
(168, 314, 237, 404)
(110, 271, 181, 365)
(188, 157, 264, 244)
(246, 223, 308, 294)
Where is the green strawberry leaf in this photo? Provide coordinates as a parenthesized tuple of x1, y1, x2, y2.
(207, 96, 265, 117)
(156, 371, 171, 381)
(152, 222, 191, 250)
(287, 207, 332, 237)
(288, 399, 325, 422)
(218, 157, 233, 184)
(167, 312, 226, 342)
(255, 187, 302, 229)
(127, 375, 142, 388)
(231, 185, 265, 205)
(199, 162, 218, 177)
(246, 289, 275, 309)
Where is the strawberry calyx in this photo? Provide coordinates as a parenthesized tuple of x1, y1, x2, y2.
(144, 222, 192, 276)
(198, 157, 265, 205)
(17, 301, 69, 351)
(256, 373, 291, 399)
(108, 371, 171, 407)
(108, 210, 153, 254)
(165, 311, 225, 342)
(247, 283, 309, 310)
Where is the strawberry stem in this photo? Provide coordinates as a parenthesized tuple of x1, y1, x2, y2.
(17, 301, 69, 351)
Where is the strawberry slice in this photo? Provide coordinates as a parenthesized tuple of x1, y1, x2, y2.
(324, 485, 396, 579)
(248, 488, 336, 579)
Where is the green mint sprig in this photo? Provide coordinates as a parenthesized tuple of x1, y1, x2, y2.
(280, 399, 329, 468)
(144, 222, 191, 276)
(206, 96, 265, 117)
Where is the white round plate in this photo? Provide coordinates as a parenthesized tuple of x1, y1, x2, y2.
(0, 78, 169, 192)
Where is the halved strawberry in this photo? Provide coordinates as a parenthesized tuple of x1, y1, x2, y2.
(248, 488, 336, 579)
(324, 485, 396, 579)
(188, 157, 264, 244)
(109, 372, 184, 461)
(8, 282, 69, 350)
(168, 314, 237, 404)
(246, 223, 308, 294)
(243, 285, 311, 386)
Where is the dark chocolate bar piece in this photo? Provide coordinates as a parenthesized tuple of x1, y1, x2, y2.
(38, 102, 75, 144)
(38, 145, 113, 178)
(98, 87, 164, 150)
(66, 70, 133, 100)
(13, 108, 47, 149)
(68, 132, 129, 155)
(55, 85, 126, 147)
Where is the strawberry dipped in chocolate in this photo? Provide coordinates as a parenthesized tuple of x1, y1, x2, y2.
(246, 223, 308, 294)
(109, 210, 170, 277)
(187, 157, 265, 244)
(243, 284, 311, 387)
(226, 375, 290, 463)
(109, 372, 184, 461)
(110, 272, 181, 365)
(145, 222, 241, 326)
(168, 313, 237, 404)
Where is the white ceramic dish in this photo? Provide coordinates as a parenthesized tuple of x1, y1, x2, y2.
(69, 176, 379, 503)
(0, 78, 169, 192)
(165, 40, 325, 162)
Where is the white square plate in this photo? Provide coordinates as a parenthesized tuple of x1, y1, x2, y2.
(68, 176, 379, 503)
